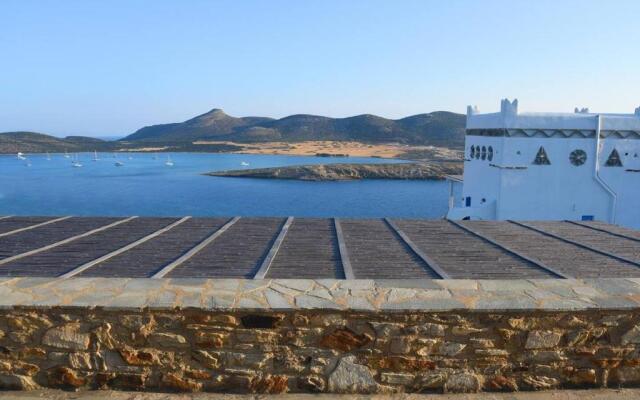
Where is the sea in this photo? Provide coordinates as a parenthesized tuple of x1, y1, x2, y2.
(0, 152, 456, 218)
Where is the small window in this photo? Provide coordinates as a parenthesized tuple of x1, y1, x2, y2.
(581, 215, 594, 221)
(533, 146, 551, 165)
(487, 146, 494, 161)
(481, 146, 487, 160)
(605, 149, 623, 167)
(470, 146, 476, 159)
(475, 147, 480, 159)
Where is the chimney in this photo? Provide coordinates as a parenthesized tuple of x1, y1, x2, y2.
(466, 105, 478, 117)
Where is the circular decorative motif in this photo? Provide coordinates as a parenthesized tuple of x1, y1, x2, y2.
(569, 149, 587, 166)
(481, 146, 487, 160)
(470, 146, 476, 159)
(487, 146, 494, 161)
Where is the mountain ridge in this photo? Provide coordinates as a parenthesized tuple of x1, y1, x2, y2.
(122, 108, 466, 148)
(0, 131, 112, 154)
(1, 108, 467, 153)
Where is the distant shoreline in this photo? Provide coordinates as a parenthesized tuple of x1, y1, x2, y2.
(1, 139, 463, 162)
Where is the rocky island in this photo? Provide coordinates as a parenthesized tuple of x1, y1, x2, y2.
(206, 161, 462, 181)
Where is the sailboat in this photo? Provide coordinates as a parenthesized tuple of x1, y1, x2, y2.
(165, 155, 174, 167)
(93, 150, 99, 161)
(72, 154, 83, 168)
(46, 152, 51, 161)
(64, 150, 70, 159)
(16, 152, 27, 160)
(240, 161, 250, 167)
(114, 154, 124, 167)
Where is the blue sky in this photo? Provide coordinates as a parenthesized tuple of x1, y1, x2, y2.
(1, 0, 640, 137)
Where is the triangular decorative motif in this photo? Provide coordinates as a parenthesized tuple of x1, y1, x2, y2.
(533, 146, 551, 165)
(605, 148, 623, 167)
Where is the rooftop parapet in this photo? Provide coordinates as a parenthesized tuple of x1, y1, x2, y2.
(500, 98, 519, 117)
(1, 276, 640, 311)
(466, 99, 640, 132)
(1, 277, 640, 393)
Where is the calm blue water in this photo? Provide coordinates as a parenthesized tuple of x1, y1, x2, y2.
(0, 153, 452, 218)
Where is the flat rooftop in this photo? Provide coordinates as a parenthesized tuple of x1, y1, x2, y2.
(0, 216, 639, 280)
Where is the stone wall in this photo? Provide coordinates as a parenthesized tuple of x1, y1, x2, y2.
(2, 277, 640, 394)
(2, 307, 640, 393)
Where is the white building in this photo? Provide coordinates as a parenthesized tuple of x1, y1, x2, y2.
(447, 99, 640, 229)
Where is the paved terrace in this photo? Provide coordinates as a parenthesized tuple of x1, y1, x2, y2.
(0, 216, 639, 279)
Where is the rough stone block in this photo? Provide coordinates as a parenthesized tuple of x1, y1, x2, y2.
(380, 372, 415, 385)
(525, 330, 562, 349)
(444, 372, 482, 393)
(42, 324, 90, 351)
(147, 332, 188, 348)
(328, 356, 378, 393)
(0, 374, 39, 390)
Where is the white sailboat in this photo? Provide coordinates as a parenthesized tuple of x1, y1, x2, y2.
(165, 155, 174, 167)
(46, 152, 51, 160)
(240, 161, 250, 167)
(16, 152, 27, 160)
(93, 150, 99, 161)
(72, 154, 83, 168)
(64, 150, 70, 159)
(114, 153, 124, 166)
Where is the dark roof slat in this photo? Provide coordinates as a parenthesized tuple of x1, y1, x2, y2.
(334, 218, 355, 279)
(253, 217, 294, 279)
(151, 217, 240, 278)
(0, 216, 71, 238)
(449, 219, 568, 279)
(384, 218, 451, 279)
(59, 217, 191, 279)
(509, 220, 640, 269)
(566, 220, 640, 243)
(0, 217, 136, 267)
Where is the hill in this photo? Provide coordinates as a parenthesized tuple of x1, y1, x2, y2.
(124, 109, 274, 142)
(0, 132, 113, 154)
(122, 109, 466, 148)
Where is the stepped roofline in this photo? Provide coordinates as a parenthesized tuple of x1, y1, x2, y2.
(467, 99, 640, 131)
